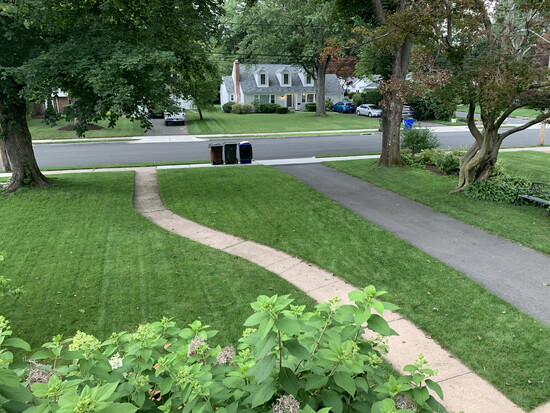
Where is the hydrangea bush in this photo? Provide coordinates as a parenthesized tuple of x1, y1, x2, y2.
(0, 287, 448, 413)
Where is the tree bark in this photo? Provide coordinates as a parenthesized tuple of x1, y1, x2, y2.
(315, 57, 330, 117)
(0, 95, 49, 194)
(0, 140, 11, 173)
(378, 36, 413, 167)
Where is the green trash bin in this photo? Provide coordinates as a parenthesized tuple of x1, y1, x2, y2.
(224, 142, 238, 164)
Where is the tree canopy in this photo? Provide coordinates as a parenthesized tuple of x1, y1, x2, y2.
(0, 0, 222, 193)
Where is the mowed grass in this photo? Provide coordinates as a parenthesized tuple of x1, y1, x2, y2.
(328, 151, 550, 255)
(456, 105, 543, 119)
(157, 166, 550, 410)
(0, 172, 313, 348)
(186, 109, 380, 135)
(28, 117, 144, 140)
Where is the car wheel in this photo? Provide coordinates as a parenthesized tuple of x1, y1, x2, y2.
(165, 121, 169, 126)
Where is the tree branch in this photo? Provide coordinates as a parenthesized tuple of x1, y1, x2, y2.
(371, 0, 386, 25)
(466, 101, 483, 143)
(499, 112, 550, 140)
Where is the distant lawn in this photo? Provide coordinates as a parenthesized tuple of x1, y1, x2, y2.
(186, 109, 380, 135)
(158, 166, 550, 410)
(327, 151, 550, 256)
(0, 173, 313, 348)
(29, 117, 145, 140)
(456, 105, 543, 119)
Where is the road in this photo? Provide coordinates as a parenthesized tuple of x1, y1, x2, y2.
(33, 121, 543, 168)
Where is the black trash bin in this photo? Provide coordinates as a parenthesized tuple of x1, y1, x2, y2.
(239, 141, 253, 164)
(224, 142, 238, 164)
(209, 143, 223, 165)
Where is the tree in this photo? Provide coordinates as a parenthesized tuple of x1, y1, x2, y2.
(0, 0, 222, 193)
(224, 0, 350, 116)
(436, 0, 550, 190)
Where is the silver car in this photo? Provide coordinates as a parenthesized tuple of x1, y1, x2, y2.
(164, 110, 186, 126)
(356, 104, 382, 117)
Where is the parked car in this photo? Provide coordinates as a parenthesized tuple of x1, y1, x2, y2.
(332, 101, 356, 113)
(148, 108, 165, 119)
(164, 110, 186, 126)
(356, 104, 382, 117)
(402, 105, 414, 117)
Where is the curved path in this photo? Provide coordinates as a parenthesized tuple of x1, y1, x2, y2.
(133, 166, 543, 413)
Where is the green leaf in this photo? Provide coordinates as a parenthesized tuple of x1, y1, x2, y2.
(304, 374, 328, 391)
(29, 350, 53, 360)
(252, 332, 277, 359)
(372, 398, 397, 413)
(222, 376, 245, 389)
(334, 371, 356, 396)
(371, 301, 384, 315)
(380, 301, 400, 311)
(0, 369, 21, 387)
(0, 384, 33, 402)
(283, 339, 311, 360)
(274, 318, 300, 336)
(93, 381, 119, 402)
(413, 387, 430, 405)
(367, 314, 396, 336)
(248, 353, 276, 384)
(354, 307, 371, 325)
(31, 383, 49, 398)
(4, 338, 31, 351)
(244, 312, 269, 327)
(426, 379, 444, 400)
(321, 389, 343, 413)
(160, 377, 174, 395)
(348, 290, 364, 302)
(250, 379, 277, 408)
(279, 367, 301, 396)
(23, 405, 51, 413)
(101, 403, 138, 413)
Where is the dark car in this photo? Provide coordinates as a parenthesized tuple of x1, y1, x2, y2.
(332, 101, 356, 113)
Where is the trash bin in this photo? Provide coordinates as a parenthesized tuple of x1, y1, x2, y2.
(403, 118, 415, 130)
(209, 143, 223, 165)
(224, 142, 238, 164)
(239, 141, 253, 164)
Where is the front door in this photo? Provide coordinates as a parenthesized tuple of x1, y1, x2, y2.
(286, 94, 294, 109)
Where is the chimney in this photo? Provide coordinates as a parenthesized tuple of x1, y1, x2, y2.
(232, 60, 241, 103)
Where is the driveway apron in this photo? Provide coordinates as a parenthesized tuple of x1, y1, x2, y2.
(275, 163, 550, 327)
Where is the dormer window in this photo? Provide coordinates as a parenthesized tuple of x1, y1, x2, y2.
(299, 72, 314, 86)
(260, 73, 267, 86)
(283, 72, 290, 85)
(305, 75, 312, 85)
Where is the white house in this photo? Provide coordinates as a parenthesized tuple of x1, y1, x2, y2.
(220, 61, 344, 110)
(342, 76, 381, 94)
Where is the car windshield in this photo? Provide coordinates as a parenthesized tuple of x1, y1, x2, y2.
(369, 105, 381, 109)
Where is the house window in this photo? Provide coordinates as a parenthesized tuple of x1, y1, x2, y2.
(260, 73, 267, 86)
(283, 72, 290, 85)
(301, 93, 315, 103)
(255, 94, 275, 104)
(305, 75, 312, 85)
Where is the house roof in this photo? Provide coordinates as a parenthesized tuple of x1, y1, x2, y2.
(222, 64, 343, 95)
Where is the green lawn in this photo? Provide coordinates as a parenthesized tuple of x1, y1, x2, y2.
(456, 105, 544, 119)
(0, 173, 313, 348)
(327, 151, 550, 256)
(28, 117, 145, 140)
(157, 166, 550, 411)
(186, 109, 380, 135)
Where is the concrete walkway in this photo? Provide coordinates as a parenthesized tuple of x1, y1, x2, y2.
(132, 166, 546, 413)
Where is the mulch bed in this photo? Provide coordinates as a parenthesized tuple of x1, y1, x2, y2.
(425, 164, 446, 175)
(58, 124, 104, 131)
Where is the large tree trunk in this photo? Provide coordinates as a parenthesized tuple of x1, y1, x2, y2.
(378, 36, 413, 167)
(0, 96, 49, 194)
(455, 128, 501, 191)
(315, 57, 330, 117)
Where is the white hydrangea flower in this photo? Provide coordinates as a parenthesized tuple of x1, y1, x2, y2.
(108, 352, 123, 369)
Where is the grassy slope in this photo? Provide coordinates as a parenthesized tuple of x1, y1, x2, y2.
(158, 166, 550, 410)
(186, 109, 380, 135)
(456, 105, 543, 118)
(327, 152, 550, 255)
(28, 117, 144, 140)
(0, 173, 313, 348)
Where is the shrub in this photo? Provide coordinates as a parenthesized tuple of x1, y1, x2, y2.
(362, 89, 383, 106)
(401, 128, 440, 155)
(325, 98, 333, 110)
(0, 288, 446, 413)
(415, 148, 465, 175)
(352, 93, 363, 107)
(222, 101, 235, 113)
(241, 104, 254, 114)
(258, 103, 279, 113)
(252, 99, 261, 113)
(276, 106, 289, 114)
(408, 95, 457, 121)
(466, 172, 531, 203)
(305, 103, 316, 112)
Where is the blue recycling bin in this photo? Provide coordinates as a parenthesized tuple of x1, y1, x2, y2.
(239, 142, 253, 164)
(403, 118, 415, 130)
